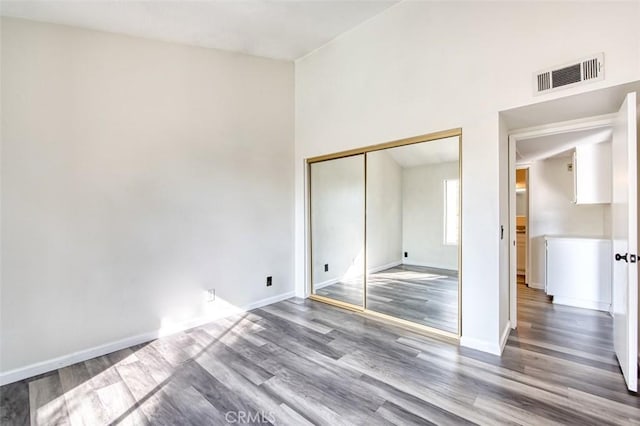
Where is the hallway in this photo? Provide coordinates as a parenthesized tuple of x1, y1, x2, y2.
(508, 283, 637, 407)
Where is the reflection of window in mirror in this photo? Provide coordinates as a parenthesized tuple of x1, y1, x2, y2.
(444, 179, 459, 245)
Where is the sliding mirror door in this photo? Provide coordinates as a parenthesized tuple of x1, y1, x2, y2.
(366, 136, 460, 335)
(310, 155, 365, 308)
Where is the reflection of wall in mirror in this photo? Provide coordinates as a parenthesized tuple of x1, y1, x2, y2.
(402, 161, 459, 270)
(366, 150, 403, 272)
(310, 156, 365, 288)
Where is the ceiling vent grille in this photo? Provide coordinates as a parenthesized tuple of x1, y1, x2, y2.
(534, 53, 604, 95)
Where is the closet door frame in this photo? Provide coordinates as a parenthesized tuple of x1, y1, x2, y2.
(307, 127, 463, 340)
(308, 153, 367, 311)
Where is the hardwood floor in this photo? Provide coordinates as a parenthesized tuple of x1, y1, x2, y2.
(315, 264, 458, 333)
(1, 283, 639, 425)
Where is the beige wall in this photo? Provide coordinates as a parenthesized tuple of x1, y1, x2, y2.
(0, 18, 294, 376)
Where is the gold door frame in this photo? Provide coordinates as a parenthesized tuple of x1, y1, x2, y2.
(307, 127, 463, 340)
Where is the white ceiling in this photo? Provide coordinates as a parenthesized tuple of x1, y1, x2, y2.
(502, 81, 640, 130)
(516, 127, 612, 164)
(0, 0, 398, 60)
(386, 136, 460, 168)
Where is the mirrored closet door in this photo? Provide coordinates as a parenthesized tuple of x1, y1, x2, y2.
(310, 154, 365, 308)
(366, 136, 460, 335)
(308, 130, 461, 337)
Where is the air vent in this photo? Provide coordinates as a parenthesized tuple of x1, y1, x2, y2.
(534, 53, 604, 95)
(537, 72, 551, 92)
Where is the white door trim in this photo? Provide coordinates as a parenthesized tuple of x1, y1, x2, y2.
(510, 113, 616, 141)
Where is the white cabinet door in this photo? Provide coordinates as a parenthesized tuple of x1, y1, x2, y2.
(574, 142, 612, 204)
(546, 238, 611, 311)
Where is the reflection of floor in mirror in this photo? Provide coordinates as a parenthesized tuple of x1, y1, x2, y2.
(315, 264, 458, 334)
(314, 277, 365, 307)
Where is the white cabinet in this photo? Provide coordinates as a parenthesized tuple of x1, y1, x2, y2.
(573, 142, 611, 204)
(545, 236, 611, 311)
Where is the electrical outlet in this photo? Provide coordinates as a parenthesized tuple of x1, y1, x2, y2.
(206, 289, 215, 302)
(266, 276, 272, 287)
(404, 252, 408, 258)
(324, 264, 329, 272)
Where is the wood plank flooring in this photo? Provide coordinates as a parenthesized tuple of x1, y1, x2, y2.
(1, 283, 639, 425)
(315, 264, 458, 333)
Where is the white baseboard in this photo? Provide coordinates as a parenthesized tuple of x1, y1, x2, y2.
(528, 282, 545, 290)
(499, 320, 512, 354)
(552, 297, 610, 312)
(368, 260, 402, 274)
(313, 261, 402, 291)
(401, 260, 457, 273)
(460, 335, 502, 356)
(0, 291, 295, 386)
(313, 278, 338, 290)
(461, 321, 511, 356)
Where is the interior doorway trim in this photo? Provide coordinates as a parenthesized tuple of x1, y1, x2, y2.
(307, 127, 463, 340)
(508, 113, 615, 329)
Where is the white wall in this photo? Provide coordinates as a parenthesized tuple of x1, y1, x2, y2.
(310, 155, 365, 286)
(528, 156, 610, 288)
(1, 18, 294, 376)
(499, 116, 510, 342)
(366, 150, 402, 271)
(402, 161, 458, 270)
(295, 1, 640, 354)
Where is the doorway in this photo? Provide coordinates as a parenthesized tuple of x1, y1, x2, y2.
(506, 87, 639, 391)
(509, 116, 615, 321)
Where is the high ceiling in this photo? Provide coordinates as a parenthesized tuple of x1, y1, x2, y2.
(0, 0, 399, 61)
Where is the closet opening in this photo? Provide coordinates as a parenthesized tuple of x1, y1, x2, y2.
(307, 128, 462, 338)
